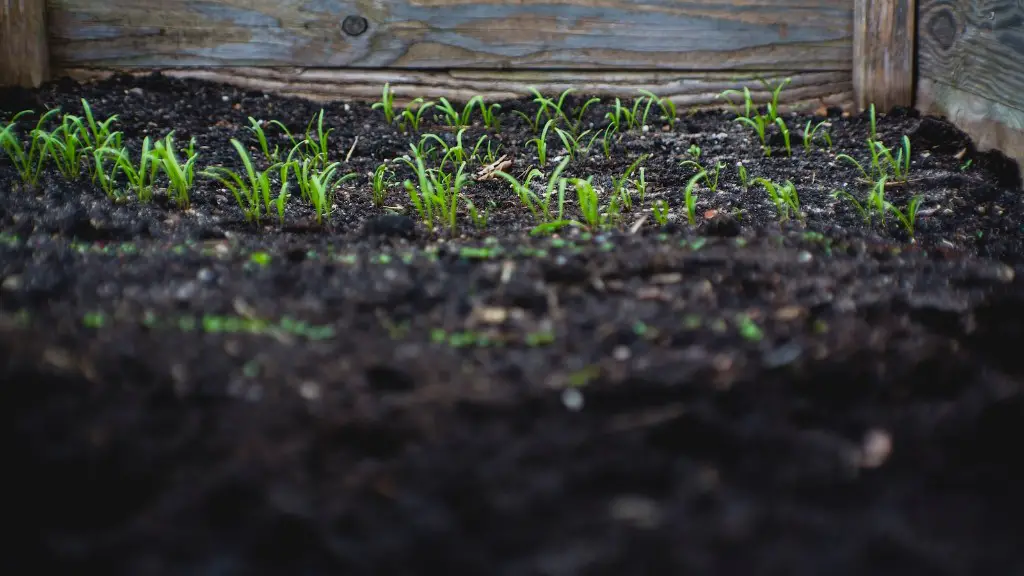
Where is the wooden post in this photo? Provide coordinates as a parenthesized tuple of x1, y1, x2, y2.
(853, 0, 916, 112)
(1, 0, 50, 87)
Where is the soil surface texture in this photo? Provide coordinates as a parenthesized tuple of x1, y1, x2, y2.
(2, 73, 1024, 576)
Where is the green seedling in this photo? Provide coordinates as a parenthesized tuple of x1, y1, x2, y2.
(754, 177, 801, 221)
(630, 166, 648, 205)
(436, 96, 481, 128)
(683, 171, 705, 226)
(652, 198, 670, 226)
(680, 155, 724, 193)
(803, 119, 833, 152)
(566, 96, 601, 137)
(887, 194, 924, 237)
(605, 99, 630, 132)
(494, 155, 571, 224)
(832, 175, 890, 227)
(572, 177, 606, 230)
(371, 162, 391, 207)
(737, 163, 749, 189)
(553, 125, 592, 161)
(476, 98, 502, 130)
(735, 112, 771, 156)
(399, 98, 434, 133)
(601, 125, 618, 159)
(402, 144, 470, 234)
(152, 132, 198, 208)
(91, 146, 124, 201)
(372, 83, 397, 124)
(637, 89, 677, 129)
(612, 154, 648, 211)
(107, 136, 158, 202)
(759, 77, 791, 124)
(202, 139, 289, 223)
(38, 112, 87, 179)
(464, 198, 492, 230)
(247, 117, 282, 162)
(868, 103, 877, 142)
(0, 108, 60, 186)
(718, 86, 754, 119)
(529, 118, 557, 166)
(78, 99, 120, 152)
(514, 88, 557, 133)
(775, 117, 792, 156)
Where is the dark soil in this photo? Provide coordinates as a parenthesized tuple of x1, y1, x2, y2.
(3, 72, 1024, 575)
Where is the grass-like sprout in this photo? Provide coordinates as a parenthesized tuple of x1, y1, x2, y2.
(605, 99, 628, 132)
(291, 156, 356, 226)
(464, 197, 491, 230)
(601, 125, 618, 159)
(803, 119, 833, 152)
(631, 166, 648, 205)
(737, 163, 749, 189)
(717, 86, 754, 119)
(612, 154, 648, 211)
(529, 119, 556, 166)
(436, 96, 480, 128)
(494, 156, 571, 224)
(106, 135, 158, 201)
(371, 162, 391, 207)
(832, 176, 890, 227)
(38, 112, 87, 179)
(0, 109, 59, 186)
(572, 177, 607, 230)
(515, 88, 557, 133)
(401, 145, 470, 234)
(153, 132, 198, 208)
(836, 135, 912, 185)
(91, 147, 124, 201)
(680, 154, 724, 193)
(78, 99, 120, 151)
(774, 117, 792, 156)
(887, 195, 923, 237)
(637, 89, 677, 129)
(553, 126, 592, 161)
(565, 97, 601, 137)
(759, 77, 791, 124)
(651, 199, 670, 226)
(754, 178, 801, 221)
(247, 117, 282, 162)
(399, 98, 434, 133)
(202, 139, 290, 224)
(868, 103, 877, 142)
(476, 98, 501, 131)
(735, 113, 771, 156)
(372, 83, 397, 124)
(683, 171, 704, 226)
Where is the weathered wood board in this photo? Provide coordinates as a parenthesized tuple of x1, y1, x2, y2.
(853, 0, 915, 111)
(917, 0, 1024, 186)
(47, 0, 853, 71)
(62, 67, 854, 112)
(1, 0, 50, 87)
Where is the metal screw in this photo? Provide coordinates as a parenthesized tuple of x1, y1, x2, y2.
(342, 15, 368, 37)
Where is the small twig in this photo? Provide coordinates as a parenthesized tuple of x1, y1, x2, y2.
(344, 136, 359, 163)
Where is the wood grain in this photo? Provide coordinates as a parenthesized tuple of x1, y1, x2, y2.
(918, 0, 1024, 113)
(852, 0, 915, 111)
(1, 0, 50, 87)
(59, 67, 855, 111)
(47, 0, 853, 71)
(917, 77, 1024, 188)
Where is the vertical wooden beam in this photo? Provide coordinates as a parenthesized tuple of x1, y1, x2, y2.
(0, 0, 50, 87)
(853, 0, 916, 111)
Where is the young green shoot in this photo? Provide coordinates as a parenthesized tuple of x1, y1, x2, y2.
(637, 89, 677, 129)
(153, 132, 198, 208)
(803, 119, 832, 152)
(372, 83, 397, 124)
(399, 98, 434, 133)
(371, 162, 391, 207)
(612, 154, 648, 212)
(735, 113, 771, 156)
(476, 98, 502, 130)
(38, 112, 87, 179)
(774, 117, 792, 156)
(652, 199, 670, 226)
(759, 77, 791, 124)
(683, 171, 704, 226)
(887, 195, 923, 238)
(737, 163, 749, 189)
(529, 119, 556, 166)
(202, 139, 289, 223)
(91, 147, 124, 201)
(108, 136, 159, 202)
(680, 154, 724, 193)
(494, 155, 571, 224)
(247, 117, 281, 162)
(436, 96, 480, 128)
(0, 109, 60, 187)
(553, 125, 592, 161)
(754, 177, 801, 222)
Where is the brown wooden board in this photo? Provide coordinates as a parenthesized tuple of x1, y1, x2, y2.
(0, 0, 50, 87)
(853, 0, 915, 111)
(917, 0, 1024, 186)
(47, 0, 853, 71)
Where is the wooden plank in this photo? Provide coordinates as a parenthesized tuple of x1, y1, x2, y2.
(59, 67, 855, 111)
(0, 0, 50, 87)
(852, 0, 915, 111)
(47, 0, 853, 71)
(917, 0, 1024, 114)
(917, 77, 1024, 188)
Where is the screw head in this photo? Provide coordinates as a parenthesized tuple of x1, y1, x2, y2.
(342, 15, 368, 37)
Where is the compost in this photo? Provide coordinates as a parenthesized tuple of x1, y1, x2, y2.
(2, 73, 1024, 575)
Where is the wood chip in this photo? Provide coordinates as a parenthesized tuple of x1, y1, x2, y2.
(474, 155, 512, 181)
